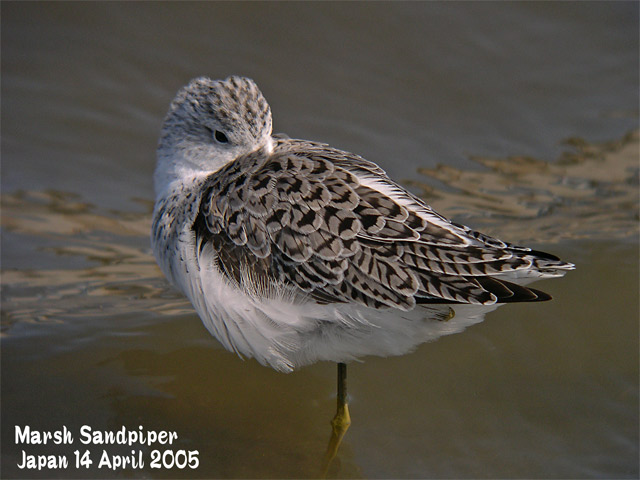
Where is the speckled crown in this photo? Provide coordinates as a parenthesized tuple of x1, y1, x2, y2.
(167, 75, 272, 142)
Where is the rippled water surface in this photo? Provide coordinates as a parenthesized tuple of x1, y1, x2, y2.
(2, 2, 638, 479)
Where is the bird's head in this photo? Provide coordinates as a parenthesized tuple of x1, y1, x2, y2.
(155, 75, 273, 198)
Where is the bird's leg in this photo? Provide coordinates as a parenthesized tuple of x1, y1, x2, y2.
(332, 362, 351, 437)
(322, 362, 351, 476)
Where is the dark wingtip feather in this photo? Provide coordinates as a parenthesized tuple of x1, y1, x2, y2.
(527, 249, 561, 262)
(526, 286, 553, 302)
(415, 277, 553, 305)
(476, 277, 553, 303)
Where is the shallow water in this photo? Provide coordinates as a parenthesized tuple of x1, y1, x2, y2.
(2, 2, 638, 479)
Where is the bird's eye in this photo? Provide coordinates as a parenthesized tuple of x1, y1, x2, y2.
(214, 130, 229, 144)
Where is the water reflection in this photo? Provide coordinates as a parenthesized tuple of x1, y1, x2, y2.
(1, 190, 189, 336)
(408, 130, 639, 244)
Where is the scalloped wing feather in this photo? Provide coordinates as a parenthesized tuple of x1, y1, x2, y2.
(194, 139, 572, 309)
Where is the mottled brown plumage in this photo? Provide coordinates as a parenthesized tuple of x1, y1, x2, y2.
(191, 136, 564, 312)
(152, 75, 574, 372)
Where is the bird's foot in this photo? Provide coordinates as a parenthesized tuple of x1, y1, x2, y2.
(322, 403, 351, 477)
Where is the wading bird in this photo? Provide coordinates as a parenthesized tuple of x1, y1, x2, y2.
(151, 75, 574, 471)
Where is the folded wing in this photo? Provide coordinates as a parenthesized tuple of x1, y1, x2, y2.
(194, 140, 573, 311)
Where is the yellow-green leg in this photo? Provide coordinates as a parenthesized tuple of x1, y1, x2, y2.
(322, 362, 351, 477)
